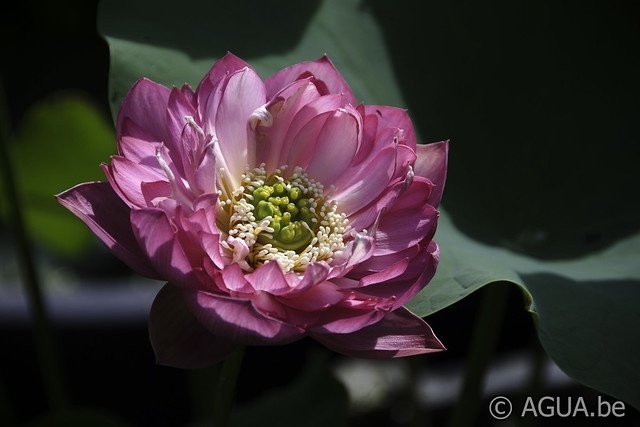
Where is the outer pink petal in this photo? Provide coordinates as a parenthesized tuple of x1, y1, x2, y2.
(312, 307, 445, 358)
(339, 126, 414, 192)
(311, 304, 388, 334)
(345, 177, 406, 233)
(285, 93, 345, 144)
(284, 109, 331, 170)
(255, 79, 321, 170)
(55, 182, 159, 278)
(414, 140, 449, 207)
(278, 281, 345, 312)
(116, 78, 170, 142)
(149, 283, 237, 368)
(117, 135, 159, 166)
(140, 180, 172, 207)
(220, 263, 256, 294)
(305, 106, 361, 186)
(184, 290, 305, 345)
(280, 93, 344, 170)
(374, 204, 438, 255)
(264, 55, 357, 105)
(193, 143, 217, 195)
(200, 233, 227, 270)
(284, 261, 330, 294)
(245, 261, 292, 295)
(356, 241, 440, 310)
(107, 156, 166, 208)
(196, 52, 251, 104)
(214, 68, 267, 179)
(332, 145, 397, 215)
(330, 232, 376, 275)
(363, 105, 417, 150)
(165, 86, 197, 176)
(130, 208, 195, 286)
(352, 245, 420, 276)
(195, 53, 250, 133)
(357, 258, 410, 287)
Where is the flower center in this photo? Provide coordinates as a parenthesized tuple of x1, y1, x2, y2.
(219, 164, 348, 273)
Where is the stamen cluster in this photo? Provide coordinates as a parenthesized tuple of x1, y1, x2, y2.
(220, 164, 348, 272)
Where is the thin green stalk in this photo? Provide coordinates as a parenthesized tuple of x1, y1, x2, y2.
(213, 345, 245, 427)
(447, 284, 509, 427)
(0, 79, 68, 412)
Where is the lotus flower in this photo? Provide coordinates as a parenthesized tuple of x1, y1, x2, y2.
(57, 53, 449, 368)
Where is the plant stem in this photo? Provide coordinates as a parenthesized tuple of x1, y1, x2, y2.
(213, 345, 245, 427)
(447, 284, 509, 427)
(0, 79, 68, 412)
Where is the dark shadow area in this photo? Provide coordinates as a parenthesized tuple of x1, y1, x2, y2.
(4, 283, 637, 426)
(0, 0, 111, 127)
(367, 0, 640, 260)
(97, 0, 321, 61)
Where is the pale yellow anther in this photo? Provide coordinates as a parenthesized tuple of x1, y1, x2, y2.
(218, 164, 348, 273)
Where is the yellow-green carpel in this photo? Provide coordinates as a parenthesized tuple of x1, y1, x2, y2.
(220, 164, 349, 273)
(251, 181, 318, 252)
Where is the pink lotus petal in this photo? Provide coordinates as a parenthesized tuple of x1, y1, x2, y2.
(130, 208, 195, 286)
(196, 52, 251, 100)
(344, 177, 407, 233)
(165, 86, 197, 176)
(265, 55, 356, 106)
(284, 109, 331, 170)
(196, 54, 251, 147)
(282, 94, 345, 169)
(220, 263, 255, 294)
(331, 231, 376, 274)
(354, 245, 420, 274)
(374, 203, 438, 255)
(255, 79, 321, 170)
(312, 307, 445, 358)
(414, 140, 449, 207)
(56, 182, 159, 278)
(245, 261, 292, 295)
(358, 258, 410, 287)
(200, 232, 226, 270)
(108, 155, 166, 208)
(356, 243, 439, 310)
(149, 283, 237, 368)
(116, 78, 170, 142)
(117, 135, 160, 168)
(311, 303, 388, 335)
(214, 68, 267, 178)
(284, 93, 344, 147)
(279, 281, 345, 312)
(332, 145, 397, 215)
(185, 290, 305, 345)
(363, 105, 417, 150)
(193, 143, 217, 195)
(140, 180, 172, 207)
(284, 261, 330, 293)
(305, 106, 361, 186)
(180, 83, 196, 104)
